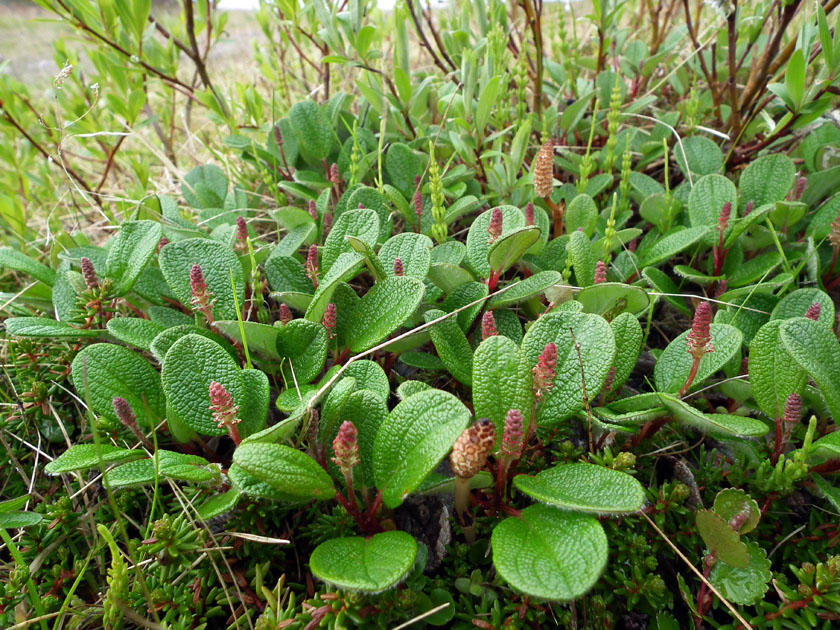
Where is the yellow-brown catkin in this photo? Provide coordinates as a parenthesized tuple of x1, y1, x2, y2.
(451, 419, 496, 478)
(533, 141, 555, 199)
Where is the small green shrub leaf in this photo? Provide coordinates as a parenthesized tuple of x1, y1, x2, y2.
(233, 442, 335, 501)
(687, 174, 737, 245)
(425, 309, 474, 386)
(0, 247, 56, 286)
(488, 271, 562, 308)
(513, 462, 645, 514)
(346, 276, 425, 352)
(739, 153, 795, 209)
(713, 489, 760, 534)
(378, 233, 433, 279)
(709, 542, 771, 605)
(565, 194, 598, 236)
(72, 343, 165, 424)
(770, 288, 835, 326)
(161, 334, 244, 436)
(106, 318, 166, 352)
(343, 360, 390, 401)
(278, 321, 328, 384)
(576, 283, 649, 316)
(466, 206, 524, 278)
(491, 505, 607, 601)
(779, 317, 840, 421)
(305, 252, 365, 323)
(639, 226, 708, 267)
(695, 509, 749, 568)
(674, 136, 723, 178)
(473, 335, 533, 443)
(288, 100, 332, 162)
(568, 229, 595, 286)
(264, 255, 313, 295)
(488, 226, 541, 274)
(239, 369, 269, 437)
(105, 220, 162, 295)
(310, 531, 417, 592)
(197, 489, 241, 520)
(657, 393, 769, 437)
(610, 312, 643, 391)
(0, 512, 44, 528)
(5, 317, 101, 339)
(214, 321, 281, 360)
(322, 209, 379, 272)
(374, 388, 470, 508)
(44, 444, 145, 474)
(182, 164, 227, 208)
(654, 324, 742, 393)
(159, 238, 244, 321)
(104, 451, 215, 488)
(150, 324, 237, 363)
(748, 320, 806, 419)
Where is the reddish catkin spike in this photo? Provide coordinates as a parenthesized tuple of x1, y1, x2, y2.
(451, 419, 497, 478)
(533, 342, 558, 401)
(236, 216, 248, 243)
(307, 200, 318, 221)
(501, 409, 524, 459)
(783, 393, 802, 427)
(112, 396, 135, 427)
(157, 237, 169, 253)
(788, 176, 807, 201)
(602, 366, 616, 392)
(80, 256, 98, 290)
(189, 263, 215, 319)
(322, 211, 333, 236)
(208, 381, 241, 444)
(524, 202, 535, 226)
(481, 311, 498, 340)
(393, 257, 405, 276)
(805, 302, 822, 321)
(305, 244, 319, 289)
(686, 301, 714, 360)
(331, 421, 360, 475)
(358, 202, 365, 209)
(413, 175, 423, 231)
(718, 201, 732, 232)
(743, 200, 754, 216)
(829, 211, 840, 248)
(277, 303, 293, 325)
(594, 260, 607, 284)
(487, 207, 503, 244)
(329, 163, 339, 184)
(273, 124, 283, 148)
(322, 303, 336, 339)
(534, 141, 554, 199)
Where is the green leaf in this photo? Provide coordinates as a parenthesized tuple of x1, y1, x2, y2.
(610, 312, 643, 391)
(213, 321, 281, 360)
(727, 251, 782, 287)
(233, 442, 335, 501)
(779, 317, 840, 421)
(373, 388, 470, 508)
(182, 164, 227, 209)
(473, 335, 533, 443)
(488, 271, 562, 308)
(104, 451, 215, 488)
(323, 209, 379, 274)
(687, 174, 737, 245)
(0, 246, 56, 286)
(197, 489, 241, 520)
(161, 334, 244, 436)
(159, 238, 244, 321)
(709, 542, 771, 605)
(568, 229, 595, 286)
(277, 320, 328, 384)
(521, 312, 616, 427)
(288, 100, 332, 162)
(491, 505, 607, 601)
(488, 226, 541, 274)
(264, 255, 313, 295)
(657, 393, 769, 437)
(343, 360, 390, 401)
(105, 220, 162, 295)
(513, 462, 644, 514)
(565, 194, 598, 236)
(770, 288, 835, 327)
(712, 489, 760, 534)
(653, 323, 742, 393)
(320, 376, 357, 444)
(305, 252, 365, 323)
(475, 75, 501, 134)
(442, 281, 488, 332)
(576, 283, 649, 317)
(346, 276, 425, 352)
(71, 343, 165, 425)
(739, 154, 795, 210)
(385, 143, 423, 199)
(785, 48, 806, 109)
(337, 389, 388, 487)
(809, 432, 840, 463)
(695, 509, 749, 568)
(149, 324, 236, 363)
(639, 226, 708, 267)
(748, 320, 807, 419)
(427, 263, 475, 293)
(44, 444, 145, 474)
(466, 206, 524, 278)
(425, 309, 474, 386)
(378, 233, 433, 279)
(397, 380, 431, 400)
(309, 531, 418, 592)
(239, 369, 269, 437)
(5, 317, 101, 339)
(346, 187, 393, 242)
(674, 136, 723, 178)
(106, 318, 166, 352)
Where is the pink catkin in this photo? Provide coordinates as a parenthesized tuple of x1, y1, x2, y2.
(393, 257, 405, 276)
(594, 261, 607, 284)
(112, 397, 135, 426)
(332, 421, 360, 474)
(308, 200, 318, 221)
(804, 302, 821, 321)
(330, 163, 339, 184)
(305, 244, 319, 288)
(501, 409, 524, 458)
(81, 257, 98, 290)
(533, 342, 558, 400)
(524, 202, 535, 226)
(236, 216, 248, 242)
(323, 303, 336, 337)
(718, 201, 732, 231)
(278, 303, 293, 325)
(413, 176, 423, 228)
(686, 301, 713, 359)
(208, 381, 240, 430)
(487, 208, 503, 244)
(743, 200, 754, 216)
(481, 311, 498, 340)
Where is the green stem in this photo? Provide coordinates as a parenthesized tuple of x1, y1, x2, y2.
(765, 218, 792, 275)
(0, 528, 49, 630)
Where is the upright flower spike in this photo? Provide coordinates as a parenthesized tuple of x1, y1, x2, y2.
(113, 396, 152, 449)
(322, 211, 333, 237)
(829, 210, 840, 248)
(534, 141, 554, 199)
(500, 409, 524, 459)
(236, 216, 248, 243)
(773, 392, 803, 464)
(481, 311, 498, 340)
(451, 419, 497, 479)
(81, 256, 98, 290)
(413, 176, 423, 233)
(804, 302, 821, 321)
(305, 244, 319, 289)
(273, 124, 283, 149)
(208, 381, 241, 444)
(323, 303, 336, 340)
(594, 260, 607, 284)
(329, 163, 339, 184)
(331, 421, 360, 475)
(718, 201, 732, 232)
(189, 263, 215, 321)
(532, 342, 558, 401)
(278, 303, 293, 324)
(487, 207, 503, 244)
(686, 301, 714, 360)
(743, 200, 754, 216)
(524, 202, 535, 226)
(307, 200, 318, 221)
(157, 237, 169, 253)
(393, 257, 404, 276)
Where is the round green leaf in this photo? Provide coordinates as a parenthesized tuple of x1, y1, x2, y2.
(713, 489, 760, 534)
(653, 324, 743, 394)
(466, 206, 524, 278)
(576, 283, 649, 316)
(709, 542, 771, 605)
(343, 360, 390, 401)
(346, 276, 425, 352)
(657, 393, 769, 437)
(489, 271, 562, 308)
(674, 136, 723, 178)
(748, 320, 806, 420)
(739, 153, 795, 210)
(488, 226, 541, 274)
(161, 334, 244, 436)
(233, 442, 335, 501)
(5, 317, 101, 339)
(770, 288, 835, 326)
(491, 504, 608, 601)
(310, 531, 418, 592)
(106, 318, 166, 352)
(695, 509, 749, 568)
(378, 233, 433, 279)
(513, 462, 645, 515)
(44, 444, 145, 475)
(425, 309, 474, 386)
(373, 389, 471, 508)
(780, 317, 840, 422)
(105, 220, 163, 295)
(289, 100, 332, 162)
